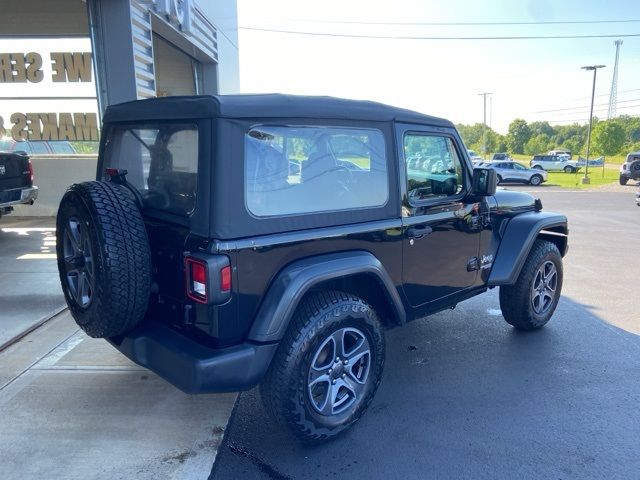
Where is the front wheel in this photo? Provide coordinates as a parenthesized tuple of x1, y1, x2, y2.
(261, 291, 385, 443)
(564, 166, 575, 173)
(496, 175, 503, 184)
(532, 165, 544, 170)
(619, 175, 628, 185)
(529, 174, 543, 186)
(499, 240, 563, 331)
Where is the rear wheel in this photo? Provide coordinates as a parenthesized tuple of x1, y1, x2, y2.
(261, 291, 385, 444)
(56, 181, 151, 338)
(500, 240, 562, 331)
(529, 174, 543, 186)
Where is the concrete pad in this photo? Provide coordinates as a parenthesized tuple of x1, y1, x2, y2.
(0, 217, 65, 349)
(0, 311, 237, 480)
(0, 309, 78, 389)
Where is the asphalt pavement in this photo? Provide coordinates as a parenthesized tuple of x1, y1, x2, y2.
(212, 187, 640, 480)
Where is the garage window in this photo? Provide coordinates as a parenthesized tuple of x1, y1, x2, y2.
(245, 126, 388, 217)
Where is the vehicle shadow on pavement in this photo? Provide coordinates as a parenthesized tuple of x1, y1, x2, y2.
(212, 292, 640, 480)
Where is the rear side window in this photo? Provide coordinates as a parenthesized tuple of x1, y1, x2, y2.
(245, 126, 388, 217)
(103, 123, 198, 216)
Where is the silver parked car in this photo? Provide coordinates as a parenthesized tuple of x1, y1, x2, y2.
(478, 161, 548, 186)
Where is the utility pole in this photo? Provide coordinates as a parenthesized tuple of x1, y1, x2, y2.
(581, 65, 605, 184)
(607, 40, 623, 119)
(478, 92, 492, 159)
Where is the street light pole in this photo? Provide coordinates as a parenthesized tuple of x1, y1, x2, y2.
(581, 65, 605, 184)
(478, 92, 492, 159)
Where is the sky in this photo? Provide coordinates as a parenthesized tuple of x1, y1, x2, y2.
(236, 0, 640, 133)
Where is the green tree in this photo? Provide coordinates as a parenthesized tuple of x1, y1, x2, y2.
(529, 121, 555, 138)
(507, 119, 531, 154)
(524, 134, 552, 155)
(591, 121, 625, 156)
(456, 123, 486, 148)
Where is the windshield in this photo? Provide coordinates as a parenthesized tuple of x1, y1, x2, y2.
(102, 123, 199, 216)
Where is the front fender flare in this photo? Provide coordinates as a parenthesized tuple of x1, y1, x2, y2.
(488, 211, 568, 286)
(248, 251, 406, 343)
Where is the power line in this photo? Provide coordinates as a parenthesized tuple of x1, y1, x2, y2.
(532, 97, 640, 114)
(535, 104, 640, 122)
(554, 87, 640, 105)
(245, 18, 640, 27)
(239, 27, 640, 41)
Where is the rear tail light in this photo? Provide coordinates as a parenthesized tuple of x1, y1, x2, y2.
(185, 255, 231, 304)
(27, 159, 34, 183)
(185, 258, 208, 303)
(220, 265, 231, 292)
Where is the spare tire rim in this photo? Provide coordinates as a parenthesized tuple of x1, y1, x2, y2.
(531, 260, 557, 315)
(62, 217, 95, 308)
(307, 327, 371, 416)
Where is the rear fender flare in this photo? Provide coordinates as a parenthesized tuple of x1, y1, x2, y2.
(248, 251, 406, 343)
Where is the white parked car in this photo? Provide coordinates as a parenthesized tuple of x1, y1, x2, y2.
(530, 154, 581, 173)
(477, 161, 547, 186)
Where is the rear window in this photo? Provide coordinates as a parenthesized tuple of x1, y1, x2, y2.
(245, 125, 388, 217)
(102, 123, 198, 216)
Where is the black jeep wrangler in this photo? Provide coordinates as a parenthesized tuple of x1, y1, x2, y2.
(56, 95, 568, 443)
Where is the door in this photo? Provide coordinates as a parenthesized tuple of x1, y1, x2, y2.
(497, 162, 514, 181)
(398, 126, 481, 308)
(512, 162, 531, 181)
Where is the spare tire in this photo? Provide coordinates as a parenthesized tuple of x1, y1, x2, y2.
(56, 181, 151, 338)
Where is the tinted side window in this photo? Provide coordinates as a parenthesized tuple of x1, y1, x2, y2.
(245, 126, 388, 217)
(404, 134, 464, 201)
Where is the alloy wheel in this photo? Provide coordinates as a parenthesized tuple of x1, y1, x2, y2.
(531, 260, 557, 314)
(62, 217, 95, 308)
(307, 327, 371, 416)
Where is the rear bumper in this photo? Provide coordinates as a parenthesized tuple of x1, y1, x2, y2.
(107, 322, 279, 394)
(0, 186, 39, 208)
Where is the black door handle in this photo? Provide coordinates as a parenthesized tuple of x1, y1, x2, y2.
(407, 225, 433, 239)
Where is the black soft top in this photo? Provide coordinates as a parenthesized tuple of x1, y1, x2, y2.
(103, 94, 453, 127)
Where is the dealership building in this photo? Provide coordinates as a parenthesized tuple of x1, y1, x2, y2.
(0, 0, 239, 215)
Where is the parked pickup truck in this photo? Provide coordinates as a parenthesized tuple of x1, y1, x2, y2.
(0, 151, 38, 218)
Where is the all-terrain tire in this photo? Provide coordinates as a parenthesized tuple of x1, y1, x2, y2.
(619, 175, 628, 185)
(56, 181, 151, 338)
(499, 239, 563, 331)
(260, 290, 385, 444)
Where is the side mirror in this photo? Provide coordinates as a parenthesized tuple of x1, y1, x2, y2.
(472, 167, 497, 196)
